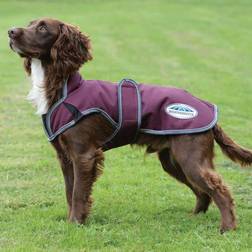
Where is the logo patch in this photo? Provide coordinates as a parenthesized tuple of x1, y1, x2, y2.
(165, 103, 198, 119)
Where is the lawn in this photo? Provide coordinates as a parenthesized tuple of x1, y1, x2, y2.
(0, 0, 252, 251)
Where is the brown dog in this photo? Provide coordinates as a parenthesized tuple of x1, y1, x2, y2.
(8, 18, 252, 233)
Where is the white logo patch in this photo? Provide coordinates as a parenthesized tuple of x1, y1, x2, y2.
(165, 103, 198, 119)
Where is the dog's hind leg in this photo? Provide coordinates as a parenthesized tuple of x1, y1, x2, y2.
(172, 133, 236, 233)
(158, 149, 212, 214)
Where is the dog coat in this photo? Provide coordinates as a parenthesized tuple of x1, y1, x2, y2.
(42, 72, 217, 150)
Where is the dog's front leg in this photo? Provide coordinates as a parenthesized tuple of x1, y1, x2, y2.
(58, 152, 74, 219)
(53, 141, 74, 219)
(69, 147, 104, 224)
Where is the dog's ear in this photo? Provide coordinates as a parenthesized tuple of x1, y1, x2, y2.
(50, 23, 92, 75)
(24, 58, 31, 75)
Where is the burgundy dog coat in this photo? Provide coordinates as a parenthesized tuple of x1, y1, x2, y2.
(42, 72, 217, 150)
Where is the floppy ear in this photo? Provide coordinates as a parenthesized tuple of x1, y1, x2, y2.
(50, 23, 92, 76)
(24, 58, 31, 75)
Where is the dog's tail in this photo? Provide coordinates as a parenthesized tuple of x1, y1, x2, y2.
(213, 124, 252, 166)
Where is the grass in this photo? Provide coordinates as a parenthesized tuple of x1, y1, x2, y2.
(0, 0, 252, 251)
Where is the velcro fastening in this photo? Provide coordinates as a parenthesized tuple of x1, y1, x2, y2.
(104, 79, 141, 150)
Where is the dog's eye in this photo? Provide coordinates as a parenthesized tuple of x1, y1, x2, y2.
(38, 25, 47, 32)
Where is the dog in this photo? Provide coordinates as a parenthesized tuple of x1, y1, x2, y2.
(9, 18, 252, 233)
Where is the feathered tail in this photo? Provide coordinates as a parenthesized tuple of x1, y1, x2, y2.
(213, 124, 252, 166)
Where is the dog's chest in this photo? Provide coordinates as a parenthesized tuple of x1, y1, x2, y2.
(27, 59, 48, 115)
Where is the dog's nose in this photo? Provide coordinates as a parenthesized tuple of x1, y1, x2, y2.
(8, 27, 22, 39)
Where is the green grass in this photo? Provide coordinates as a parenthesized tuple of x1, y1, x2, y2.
(0, 0, 252, 251)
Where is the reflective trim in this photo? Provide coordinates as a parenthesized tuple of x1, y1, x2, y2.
(139, 104, 218, 135)
(44, 79, 69, 137)
(47, 108, 118, 141)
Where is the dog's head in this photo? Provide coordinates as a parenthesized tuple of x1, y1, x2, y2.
(8, 18, 92, 75)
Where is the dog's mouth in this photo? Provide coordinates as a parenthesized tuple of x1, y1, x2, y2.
(9, 39, 27, 57)
(9, 39, 40, 58)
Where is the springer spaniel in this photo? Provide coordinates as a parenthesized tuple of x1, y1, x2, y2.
(8, 18, 252, 233)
